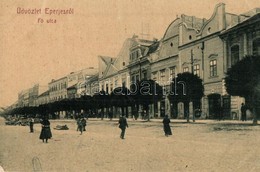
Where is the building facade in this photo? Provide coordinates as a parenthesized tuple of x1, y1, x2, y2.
(85, 74, 99, 96)
(48, 77, 68, 102)
(36, 90, 50, 106)
(220, 10, 260, 119)
(98, 37, 142, 93)
(18, 84, 48, 107)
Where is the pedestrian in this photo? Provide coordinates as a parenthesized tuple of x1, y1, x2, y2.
(163, 115, 172, 137)
(82, 118, 87, 131)
(29, 117, 34, 133)
(39, 117, 52, 143)
(118, 115, 128, 139)
(77, 118, 83, 134)
(76, 117, 81, 131)
(241, 103, 247, 121)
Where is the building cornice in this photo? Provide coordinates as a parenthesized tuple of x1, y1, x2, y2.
(151, 54, 178, 64)
(99, 68, 129, 81)
(178, 31, 221, 50)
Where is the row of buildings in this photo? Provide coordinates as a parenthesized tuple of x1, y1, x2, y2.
(16, 67, 98, 108)
(11, 3, 260, 119)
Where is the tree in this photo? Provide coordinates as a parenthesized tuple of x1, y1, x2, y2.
(93, 89, 110, 119)
(225, 55, 260, 125)
(81, 95, 93, 113)
(169, 72, 204, 122)
(132, 79, 163, 121)
(110, 85, 134, 118)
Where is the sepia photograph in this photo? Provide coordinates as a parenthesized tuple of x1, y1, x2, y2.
(0, 0, 260, 171)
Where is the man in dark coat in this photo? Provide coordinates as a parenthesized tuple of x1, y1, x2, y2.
(118, 115, 128, 139)
(241, 103, 247, 121)
(77, 118, 83, 134)
(29, 117, 34, 133)
(39, 117, 52, 143)
(81, 118, 87, 131)
(163, 115, 172, 137)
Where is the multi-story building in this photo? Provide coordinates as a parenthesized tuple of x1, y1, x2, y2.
(48, 77, 68, 102)
(147, 13, 205, 118)
(128, 36, 159, 117)
(98, 36, 142, 93)
(36, 90, 50, 105)
(18, 84, 48, 107)
(219, 10, 260, 119)
(84, 74, 99, 96)
(178, 3, 260, 119)
(178, 3, 227, 119)
(128, 35, 158, 83)
(66, 67, 98, 98)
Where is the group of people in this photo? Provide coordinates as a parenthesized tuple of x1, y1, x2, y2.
(26, 103, 253, 143)
(27, 117, 52, 143)
(118, 114, 172, 139)
(28, 114, 173, 143)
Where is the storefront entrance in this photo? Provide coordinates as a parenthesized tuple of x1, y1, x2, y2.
(208, 94, 221, 119)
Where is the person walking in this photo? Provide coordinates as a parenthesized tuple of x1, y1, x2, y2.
(77, 117, 83, 134)
(39, 117, 52, 143)
(118, 115, 128, 139)
(82, 118, 87, 131)
(163, 115, 172, 137)
(29, 117, 34, 133)
(241, 103, 247, 121)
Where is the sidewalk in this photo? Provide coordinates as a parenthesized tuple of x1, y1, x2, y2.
(50, 117, 258, 126)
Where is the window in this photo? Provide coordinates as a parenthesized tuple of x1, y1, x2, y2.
(231, 45, 239, 66)
(253, 38, 260, 56)
(110, 83, 113, 92)
(160, 69, 166, 82)
(142, 71, 147, 80)
(121, 74, 126, 86)
(131, 76, 135, 83)
(193, 64, 200, 76)
(114, 78, 118, 87)
(207, 27, 211, 34)
(105, 84, 109, 93)
(169, 67, 176, 80)
(136, 74, 140, 82)
(152, 72, 158, 81)
(183, 67, 189, 72)
(210, 60, 217, 77)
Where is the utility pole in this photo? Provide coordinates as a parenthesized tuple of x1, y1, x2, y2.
(191, 49, 194, 122)
(191, 49, 194, 74)
(139, 59, 142, 81)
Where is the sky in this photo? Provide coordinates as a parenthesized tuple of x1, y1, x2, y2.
(0, 0, 259, 107)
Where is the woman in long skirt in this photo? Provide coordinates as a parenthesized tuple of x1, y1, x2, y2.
(39, 117, 52, 143)
(163, 115, 172, 136)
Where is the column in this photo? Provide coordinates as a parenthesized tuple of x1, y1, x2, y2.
(243, 33, 248, 56)
(223, 39, 228, 73)
(158, 101, 161, 117)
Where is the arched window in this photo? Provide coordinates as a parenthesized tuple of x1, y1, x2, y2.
(231, 45, 239, 66)
(253, 38, 260, 56)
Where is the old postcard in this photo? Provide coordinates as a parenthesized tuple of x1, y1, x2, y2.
(0, 0, 260, 171)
